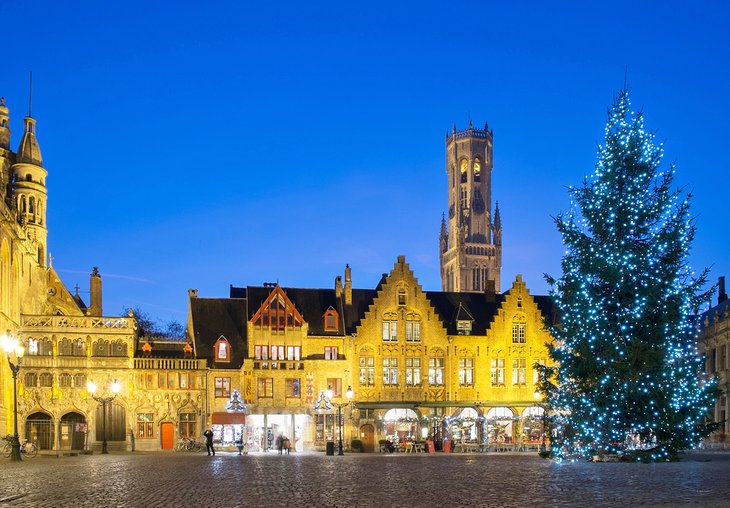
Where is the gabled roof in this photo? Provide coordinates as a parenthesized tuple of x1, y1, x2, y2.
(246, 286, 345, 336)
(189, 297, 247, 368)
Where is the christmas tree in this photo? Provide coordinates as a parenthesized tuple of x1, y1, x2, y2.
(543, 89, 718, 461)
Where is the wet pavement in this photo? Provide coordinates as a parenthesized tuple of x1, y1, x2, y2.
(1, 450, 729, 507)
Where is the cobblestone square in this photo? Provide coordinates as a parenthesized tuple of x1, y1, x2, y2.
(2, 451, 730, 507)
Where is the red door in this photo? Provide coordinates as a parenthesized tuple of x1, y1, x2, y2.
(161, 422, 174, 450)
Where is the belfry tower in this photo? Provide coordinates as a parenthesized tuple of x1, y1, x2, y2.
(11, 106, 48, 267)
(439, 121, 501, 293)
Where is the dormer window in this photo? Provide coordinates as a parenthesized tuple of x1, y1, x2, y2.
(214, 336, 231, 362)
(456, 320, 472, 335)
(324, 308, 339, 332)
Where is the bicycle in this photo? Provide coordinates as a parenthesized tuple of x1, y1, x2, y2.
(175, 437, 203, 452)
(2, 436, 38, 458)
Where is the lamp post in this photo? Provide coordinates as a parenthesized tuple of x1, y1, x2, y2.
(1, 332, 25, 461)
(328, 385, 353, 456)
(534, 389, 547, 453)
(88, 380, 121, 454)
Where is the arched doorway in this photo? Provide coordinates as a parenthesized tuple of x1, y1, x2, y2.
(26, 412, 54, 450)
(359, 424, 375, 452)
(383, 408, 419, 442)
(60, 412, 87, 450)
(486, 407, 515, 443)
(522, 406, 545, 442)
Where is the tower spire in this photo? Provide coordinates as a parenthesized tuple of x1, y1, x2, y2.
(28, 71, 33, 117)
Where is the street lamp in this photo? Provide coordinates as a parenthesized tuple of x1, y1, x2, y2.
(534, 389, 547, 453)
(329, 385, 353, 456)
(88, 380, 121, 454)
(1, 332, 25, 461)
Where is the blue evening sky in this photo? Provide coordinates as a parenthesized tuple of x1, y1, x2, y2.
(1, 1, 728, 326)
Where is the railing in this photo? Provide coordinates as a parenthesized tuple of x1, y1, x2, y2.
(134, 358, 207, 370)
(450, 127, 490, 141)
(20, 356, 130, 369)
(21, 315, 134, 332)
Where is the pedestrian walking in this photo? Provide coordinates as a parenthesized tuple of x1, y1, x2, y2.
(203, 428, 215, 456)
(275, 434, 284, 455)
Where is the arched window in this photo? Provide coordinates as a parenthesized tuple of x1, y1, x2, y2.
(73, 373, 86, 387)
(59, 373, 72, 387)
(29, 196, 35, 214)
(460, 159, 468, 183)
(25, 372, 38, 386)
(474, 158, 481, 182)
(486, 407, 515, 441)
(214, 336, 231, 362)
(39, 372, 53, 387)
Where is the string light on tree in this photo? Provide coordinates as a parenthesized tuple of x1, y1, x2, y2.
(540, 88, 719, 462)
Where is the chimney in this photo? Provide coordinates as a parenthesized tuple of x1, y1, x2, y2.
(335, 276, 342, 298)
(344, 264, 352, 306)
(719, 276, 728, 304)
(88, 267, 102, 316)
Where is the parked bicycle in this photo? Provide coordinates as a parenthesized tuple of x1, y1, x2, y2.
(174, 437, 204, 452)
(2, 435, 38, 458)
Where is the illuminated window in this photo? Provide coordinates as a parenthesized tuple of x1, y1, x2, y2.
(257, 378, 273, 398)
(382, 320, 397, 341)
(405, 354, 421, 386)
(474, 158, 481, 181)
(179, 412, 196, 438)
(254, 345, 268, 360)
(459, 357, 474, 386)
(383, 357, 398, 385)
(359, 356, 375, 386)
(428, 357, 444, 385)
(215, 337, 231, 362)
(285, 378, 301, 398)
(270, 345, 285, 360)
(491, 358, 505, 386)
(512, 358, 527, 385)
(327, 378, 342, 397)
(179, 373, 195, 389)
(138, 413, 154, 439)
(324, 346, 338, 360)
(286, 346, 301, 360)
(512, 316, 526, 344)
(252, 287, 304, 330)
(460, 159, 468, 183)
(137, 373, 154, 389)
(214, 377, 231, 398)
(406, 320, 421, 342)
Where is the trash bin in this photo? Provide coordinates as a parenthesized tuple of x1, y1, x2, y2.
(443, 440, 451, 453)
(326, 441, 335, 456)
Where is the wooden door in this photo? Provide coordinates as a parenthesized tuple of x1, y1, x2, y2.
(360, 424, 375, 453)
(161, 422, 174, 450)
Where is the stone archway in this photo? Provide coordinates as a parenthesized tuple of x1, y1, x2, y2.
(60, 412, 87, 450)
(25, 411, 54, 450)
